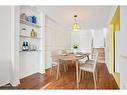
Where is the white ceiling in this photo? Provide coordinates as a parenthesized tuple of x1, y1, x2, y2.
(40, 6, 112, 30)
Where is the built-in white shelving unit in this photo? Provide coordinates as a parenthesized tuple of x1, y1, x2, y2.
(19, 6, 45, 79)
(19, 21, 42, 52)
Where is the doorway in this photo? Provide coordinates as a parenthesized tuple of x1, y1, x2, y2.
(111, 6, 120, 87)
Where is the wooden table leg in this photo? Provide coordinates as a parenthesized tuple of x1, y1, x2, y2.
(56, 59, 60, 80)
(76, 60, 79, 89)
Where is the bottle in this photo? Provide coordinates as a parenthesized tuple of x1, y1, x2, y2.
(31, 29, 35, 37)
(27, 16, 32, 23)
(22, 42, 26, 51)
(25, 42, 29, 51)
(35, 31, 37, 37)
(32, 16, 37, 24)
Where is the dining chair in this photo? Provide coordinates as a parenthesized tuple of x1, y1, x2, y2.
(60, 49, 69, 72)
(50, 50, 59, 75)
(85, 49, 98, 64)
(91, 48, 98, 59)
(78, 54, 89, 78)
(79, 52, 99, 89)
(50, 50, 68, 75)
(78, 55, 88, 64)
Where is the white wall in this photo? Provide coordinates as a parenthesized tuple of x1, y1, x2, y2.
(71, 29, 92, 52)
(45, 15, 71, 69)
(119, 6, 127, 89)
(0, 6, 20, 86)
(104, 27, 111, 72)
(71, 28, 106, 53)
(106, 6, 127, 89)
(93, 29, 105, 48)
(10, 6, 20, 86)
(79, 29, 92, 52)
(0, 6, 12, 86)
(71, 31, 80, 51)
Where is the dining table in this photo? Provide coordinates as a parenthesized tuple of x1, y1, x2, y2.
(53, 52, 90, 88)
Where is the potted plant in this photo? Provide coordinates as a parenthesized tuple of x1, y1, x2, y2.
(73, 44, 79, 54)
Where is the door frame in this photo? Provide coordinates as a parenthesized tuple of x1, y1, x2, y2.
(110, 6, 120, 73)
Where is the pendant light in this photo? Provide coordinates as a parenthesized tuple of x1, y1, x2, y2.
(72, 15, 80, 32)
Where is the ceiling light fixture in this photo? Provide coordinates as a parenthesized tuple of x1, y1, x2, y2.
(72, 15, 80, 32)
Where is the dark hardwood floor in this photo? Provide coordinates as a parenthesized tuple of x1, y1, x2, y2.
(0, 48, 119, 89)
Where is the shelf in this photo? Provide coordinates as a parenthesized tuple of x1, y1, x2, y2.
(19, 50, 42, 52)
(20, 19, 41, 28)
(20, 35, 42, 39)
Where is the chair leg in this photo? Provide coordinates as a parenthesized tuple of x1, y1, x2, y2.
(56, 63, 60, 79)
(66, 64, 68, 71)
(64, 64, 66, 72)
(50, 65, 53, 75)
(58, 65, 60, 77)
(93, 72, 97, 89)
(82, 71, 85, 79)
(79, 69, 81, 83)
(95, 70, 98, 82)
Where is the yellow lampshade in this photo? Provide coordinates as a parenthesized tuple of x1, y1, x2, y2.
(72, 15, 80, 32)
(72, 23, 80, 31)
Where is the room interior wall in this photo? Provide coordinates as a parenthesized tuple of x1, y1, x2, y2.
(0, 6, 20, 86)
(10, 6, 20, 86)
(107, 6, 127, 89)
(45, 15, 71, 69)
(71, 28, 106, 53)
(0, 6, 12, 86)
(93, 29, 105, 48)
(71, 29, 92, 53)
(105, 27, 111, 72)
(119, 6, 127, 89)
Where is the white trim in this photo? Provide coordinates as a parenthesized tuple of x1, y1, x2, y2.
(10, 6, 20, 86)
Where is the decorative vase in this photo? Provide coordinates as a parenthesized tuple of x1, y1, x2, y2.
(73, 48, 77, 54)
(31, 29, 37, 37)
(32, 16, 37, 24)
(20, 13, 27, 20)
